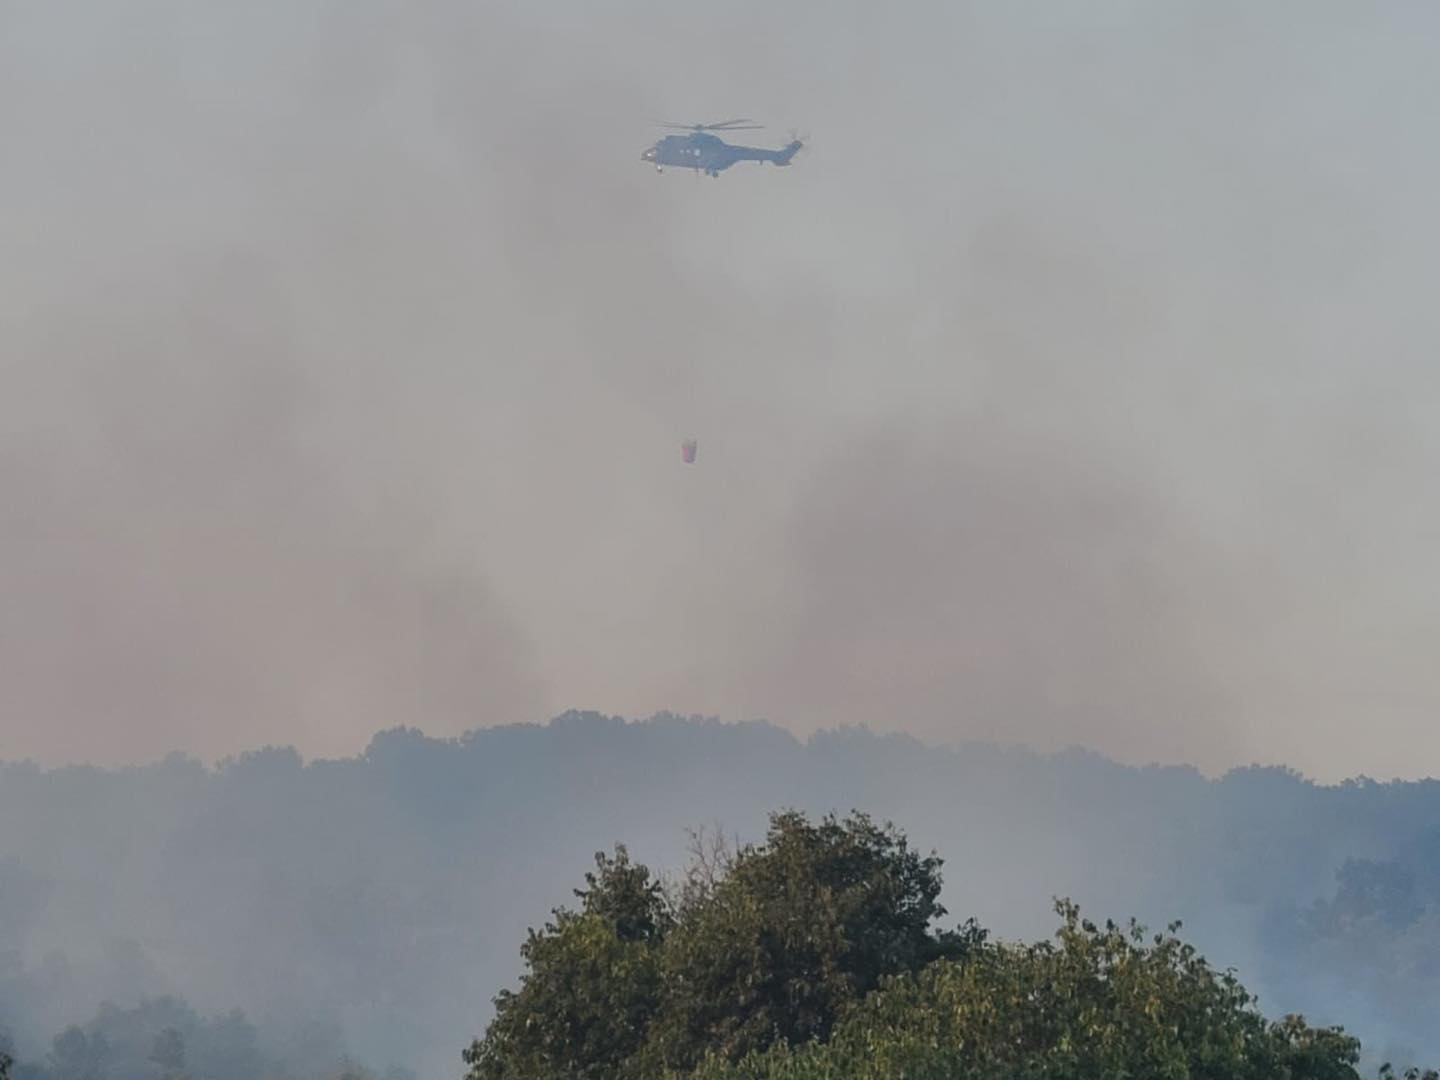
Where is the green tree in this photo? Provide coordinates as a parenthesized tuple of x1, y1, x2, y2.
(648, 811, 974, 1071)
(464, 846, 668, 1080)
(466, 813, 975, 1080)
(690, 900, 1363, 1080)
(466, 812, 1430, 1080)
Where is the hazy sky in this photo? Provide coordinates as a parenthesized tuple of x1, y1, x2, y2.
(4, 1, 1440, 779)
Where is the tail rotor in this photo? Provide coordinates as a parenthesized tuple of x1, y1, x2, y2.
(774, 129, 808, 166)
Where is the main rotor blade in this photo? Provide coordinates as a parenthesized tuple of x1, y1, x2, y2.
(655, 118, 764, 131)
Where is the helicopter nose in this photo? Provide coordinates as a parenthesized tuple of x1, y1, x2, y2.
(641, 148, 655, 161)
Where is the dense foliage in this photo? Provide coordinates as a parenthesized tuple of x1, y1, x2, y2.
(467, 811, 1419, 1080)
(465, 812, 978, 1080)
(691, 903, 1361, 1080)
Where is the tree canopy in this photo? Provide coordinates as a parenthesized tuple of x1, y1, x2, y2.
(466, 811, 1409, 1080)
(464, 812, 977, 1080)
(690, 901, 1362, 1080)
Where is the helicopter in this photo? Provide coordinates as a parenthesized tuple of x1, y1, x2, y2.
(641, 119, 803, 177)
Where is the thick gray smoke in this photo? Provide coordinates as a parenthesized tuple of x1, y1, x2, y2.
(4, 8, 1440, 759)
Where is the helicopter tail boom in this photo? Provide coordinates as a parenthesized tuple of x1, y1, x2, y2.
(772, 139, 803, 166)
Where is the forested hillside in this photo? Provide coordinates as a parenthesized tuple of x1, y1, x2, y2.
(3, 714, 1440, 1076)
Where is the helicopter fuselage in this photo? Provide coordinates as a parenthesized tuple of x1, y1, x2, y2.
(641, 132, 802, 176)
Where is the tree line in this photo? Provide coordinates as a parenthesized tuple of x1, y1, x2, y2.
(0, 998, 413, 1080)
(10, 716, 1440, 1072)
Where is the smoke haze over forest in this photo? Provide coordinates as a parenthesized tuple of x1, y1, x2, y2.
(5, 2, 1440, 777)
(5, 717, 1440, 1078)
